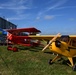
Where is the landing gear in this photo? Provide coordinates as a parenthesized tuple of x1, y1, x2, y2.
(7, 46, 12, 51)
(13, 47, 18, 52)
(49, 59, 53, 65)
(7, 46, 18, 52)
(49, 55, 61, 65)
(73, 64, 76, 71)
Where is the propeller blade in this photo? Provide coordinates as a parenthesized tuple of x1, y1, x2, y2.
(42, 33, 60, 51)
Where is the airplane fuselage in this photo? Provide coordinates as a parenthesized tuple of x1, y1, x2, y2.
(49, 41, 76, 57)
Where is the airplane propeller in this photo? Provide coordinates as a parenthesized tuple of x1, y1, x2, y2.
(42, 33, 60, 51)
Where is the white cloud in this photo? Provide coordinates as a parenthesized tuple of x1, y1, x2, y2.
(0, 0, 33, 12)
(0, 0, 33, 20)
(69, 18, 76, 21)
(7, 13, 31, 21)
(0, 0, 31, 9)
(38, 0, 68, 14)
(36, 17, 40, 20)
(0, 0, 32, 20)
(1, 0, 76, 22)
(36, 0, 68, 20)
(54, 6, 76, 10)
(47, 0, 68, 11)
(44, 15, 54, 20)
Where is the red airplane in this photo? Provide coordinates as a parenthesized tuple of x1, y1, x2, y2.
(6, 27, 42, 52)
(6, 27, 58, 52)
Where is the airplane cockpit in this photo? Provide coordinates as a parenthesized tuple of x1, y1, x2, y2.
(60, 35, 76, 47)
(55, 35, 70, 48)
(60, 35, 70, 43)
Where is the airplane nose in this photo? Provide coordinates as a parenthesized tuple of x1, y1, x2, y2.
(55, 40, 61, 48)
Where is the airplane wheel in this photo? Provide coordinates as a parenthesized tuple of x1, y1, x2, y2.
(7, 46, 12, 50)
(73, 64, 76, 71)
(13, 47, 18, 52)
(49, 59, 53, 65)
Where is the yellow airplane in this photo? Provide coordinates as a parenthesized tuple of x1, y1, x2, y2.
(41, 33, 76, 71)
(29, 33, 76, 71)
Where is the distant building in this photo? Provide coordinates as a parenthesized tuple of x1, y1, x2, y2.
(0, 28, 7, 45)
(0, 17, 17, 45)
(0, 17, 17, 29)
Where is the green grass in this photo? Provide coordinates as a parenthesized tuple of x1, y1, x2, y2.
(0, 46, 76, 75)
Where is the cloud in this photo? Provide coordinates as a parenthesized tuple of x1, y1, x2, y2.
(1, 0, 76, 22)
(36, 0, 68, 20)
(54, 6, 76, 10)
(36, 17, 40, 20)
(0, 0, 33, 20)
(36, 14, 63, 21)
(0, 0, 32, 10)
(39, 0, 68, 14)
(7, 13, 31, 21)
(7, 17, 22, 20)
(69, 18, 76, 21)
(46, 0, 68, 11)
(0, 0, 33, 16)
(0, 0, 32, 20)
(44, 15, 54, 20)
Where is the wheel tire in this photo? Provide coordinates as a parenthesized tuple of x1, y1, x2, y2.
(13, 47, 18, 52)
(73, 64, 76, 71)
(7, 46, 12, 50)
(49, 59, 53, 65)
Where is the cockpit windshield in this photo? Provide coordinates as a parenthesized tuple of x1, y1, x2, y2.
(60, 35, 69, 43)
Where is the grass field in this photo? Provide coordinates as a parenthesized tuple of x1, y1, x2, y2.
(0, 46, 76, 75)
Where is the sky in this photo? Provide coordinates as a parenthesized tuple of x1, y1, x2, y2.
(0, 0, 76, 34)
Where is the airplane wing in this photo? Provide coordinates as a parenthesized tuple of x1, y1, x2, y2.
(28, 35, 61, 40)
(6, 27, 41, 33)
(28, 34, 76, 40)
(69, 35, 76, 39)
(13, 35, 60, 40)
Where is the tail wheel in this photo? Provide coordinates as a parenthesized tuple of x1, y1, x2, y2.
(13, 47, 18, 52)
(73, 64, 76, 71)
(7, 46, 12, 50)
(49, 59, 53, 65)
